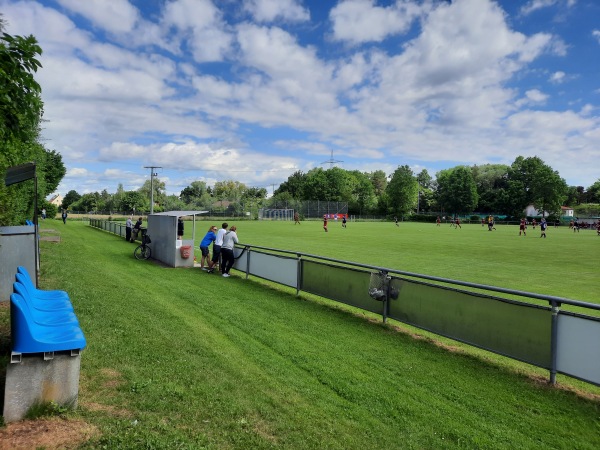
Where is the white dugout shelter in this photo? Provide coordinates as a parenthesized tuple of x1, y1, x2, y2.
(147, 211, 207, 268)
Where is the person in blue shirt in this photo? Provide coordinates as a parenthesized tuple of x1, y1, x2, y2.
(199, 225, 217, 270)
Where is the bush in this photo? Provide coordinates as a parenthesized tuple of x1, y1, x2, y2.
(40, 200, 57, 220)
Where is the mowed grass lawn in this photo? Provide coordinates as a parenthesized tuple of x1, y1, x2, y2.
(194, 219, 598, 303)
(10, 219, 600, 448)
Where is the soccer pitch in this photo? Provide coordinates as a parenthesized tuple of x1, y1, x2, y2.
(196, 219, 598, 304)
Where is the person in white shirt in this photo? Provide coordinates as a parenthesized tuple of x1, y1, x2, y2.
(207, 223, 227, 273)
(125, 216, 133, 242)
(220, 225, 239, 277)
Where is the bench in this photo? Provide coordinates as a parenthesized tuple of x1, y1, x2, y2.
(3, 266, 87, 422)
(10, 266, 86, 356)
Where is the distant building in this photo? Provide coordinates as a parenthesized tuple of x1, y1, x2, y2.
(561, 206, 574, 217)
(48, 194, 62, 207)
(525, 204, 574, 217)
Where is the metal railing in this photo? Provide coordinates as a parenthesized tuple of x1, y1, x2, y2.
(88, 219, 600, 387)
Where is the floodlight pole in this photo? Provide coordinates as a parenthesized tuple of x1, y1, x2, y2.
(144, 166, 162, 214)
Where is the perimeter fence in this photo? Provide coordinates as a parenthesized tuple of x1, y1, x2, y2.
(89, 219, 600, 387)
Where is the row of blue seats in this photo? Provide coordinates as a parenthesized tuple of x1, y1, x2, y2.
(25, 220, 34, 226)
(10, 266, 86, 354)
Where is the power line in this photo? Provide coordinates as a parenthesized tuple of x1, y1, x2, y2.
(320, 149, 343, 169)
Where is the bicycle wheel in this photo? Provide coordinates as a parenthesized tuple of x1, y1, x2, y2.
(134, 245, 151, 260)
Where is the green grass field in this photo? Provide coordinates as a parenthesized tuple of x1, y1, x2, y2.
(3, 218, 598, 449)
(191, 219, 598, 304)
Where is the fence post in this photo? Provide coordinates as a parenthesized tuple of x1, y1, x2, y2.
(549, 300, 560, 384)
(382, 270, 389, 323)
(296, 253, 302, 296)
(245, 246, 250, 280)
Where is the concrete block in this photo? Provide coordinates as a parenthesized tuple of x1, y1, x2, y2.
(3, 352, 81, 423)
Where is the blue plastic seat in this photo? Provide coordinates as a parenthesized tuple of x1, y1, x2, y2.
(13, 285, 78, 323)
(10, 293, 86, 354)
(13, 281, 76, 319)
(15, 269, 70, 300)
(13, 280, 73, 312)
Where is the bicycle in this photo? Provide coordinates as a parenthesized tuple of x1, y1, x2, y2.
(134, 234, 152, 260)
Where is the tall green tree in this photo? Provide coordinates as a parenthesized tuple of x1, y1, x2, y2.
(348, 170, 377, 215)
(0, 30, 43, 141)
(303, 168, 329, 200)
(0, 21, 66, 225)
(274, 171, 305, 199)
(436, 166, 478, 215)
(120, 191, 147, 214)
(61, 190, 81, 210)
(506, 156, 567, 217)
(180, 181, 209, 204)
(213, 180, 247, 202)
(471, 164, 509, 212)
(369, 170, 388, 197)
(416, 169, 433, 190)
(139, 178, 166, 210)
(385, 165, 418, 216)
(585, 179, 600, 203)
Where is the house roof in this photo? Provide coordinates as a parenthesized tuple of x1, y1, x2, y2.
(561, 206, 573, 210)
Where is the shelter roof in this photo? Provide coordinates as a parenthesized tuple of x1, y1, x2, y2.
(150, 211, 208, 217)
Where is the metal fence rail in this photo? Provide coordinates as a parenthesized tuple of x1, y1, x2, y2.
(88, 219, 600, 387)
(231, 243, 600, 387)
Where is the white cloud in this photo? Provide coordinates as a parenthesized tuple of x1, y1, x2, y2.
(520, 0, 559, 15)
(3, 0, 598, 193)
(524, 89, 549, 103)
(519, 0, 577, 16)
(593, 30, 600, 45)
(330, 0, 427, 44)
(161, 0, 233, 62)
(549, 71, 566, 83)
(244, 0, 310, 23)
(56, 0, 139, 34)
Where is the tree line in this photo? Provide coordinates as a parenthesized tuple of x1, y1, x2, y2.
(61, 157, 599, 221)
(271, 159, 598, 219)
(0, 18, 66, 226)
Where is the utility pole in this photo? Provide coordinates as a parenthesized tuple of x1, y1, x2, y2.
(144, 166, 162, 214)
(320, 149, 343, 169)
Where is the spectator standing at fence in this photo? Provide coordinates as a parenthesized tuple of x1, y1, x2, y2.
(125, 216, 133, 242)
(540, 218, 548, 238)
(207, 223, 228, 273)
(323, 215, 328, 232)
(294, 211, 300, 225)
(177, 217, 184, 239)
(199, 225, 217, 270)
(221, 225, 238, 277)
(41, 208, 46, 220)
(131, 217, 142, 242)
(61, 210, 68, 224)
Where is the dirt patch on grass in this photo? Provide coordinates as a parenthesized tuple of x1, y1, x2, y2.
(0, 418, 99, 449)
(40, 235, 61, 242)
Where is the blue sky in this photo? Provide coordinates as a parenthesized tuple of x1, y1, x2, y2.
(2, 0, 599, 197)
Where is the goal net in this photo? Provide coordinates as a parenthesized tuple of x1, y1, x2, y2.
(258, 209, 295, 220)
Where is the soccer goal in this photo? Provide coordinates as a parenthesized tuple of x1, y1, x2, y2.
(258, 209, 295, 220)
